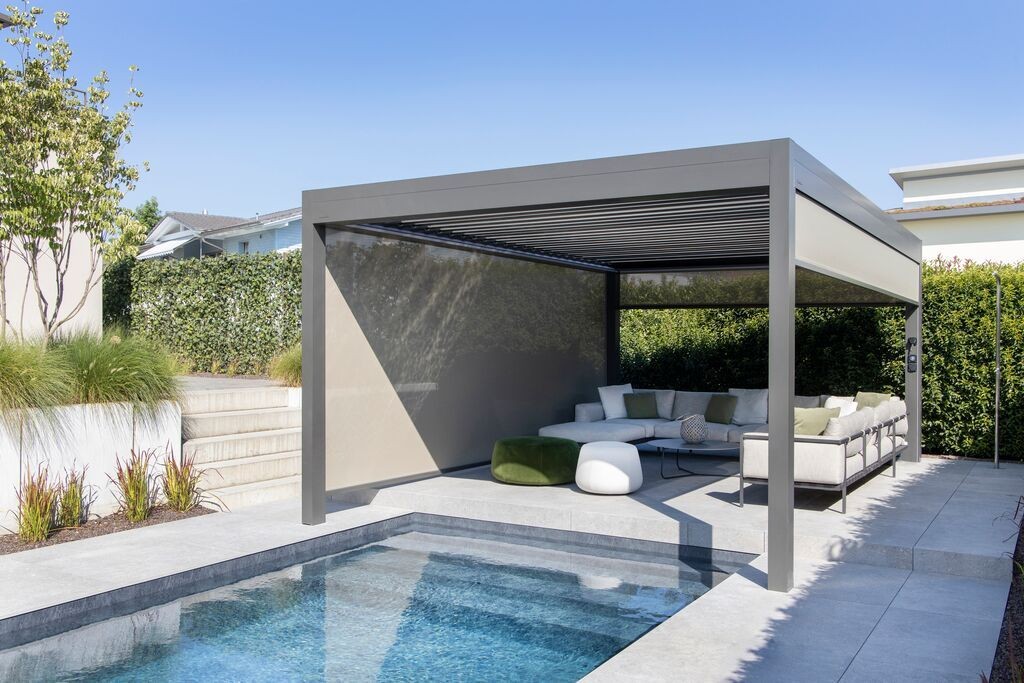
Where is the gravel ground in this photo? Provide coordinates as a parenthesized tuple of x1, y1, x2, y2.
(0, 505, 213, 556)
(991, 503, 1024, 682)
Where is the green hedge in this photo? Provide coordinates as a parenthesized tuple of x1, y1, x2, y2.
(115, 252, 1019, 458)
(128, 252, 301, 375)
(622, 260, 1022, 459)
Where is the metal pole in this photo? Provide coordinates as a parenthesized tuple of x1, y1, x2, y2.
(993, 272, 1001, 469)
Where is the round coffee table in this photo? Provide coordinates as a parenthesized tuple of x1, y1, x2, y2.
(647, 438, 740, 479)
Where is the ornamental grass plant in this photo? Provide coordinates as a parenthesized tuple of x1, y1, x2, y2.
(110, 449, 157, 523)
(268, 342, 301, 387)
(54, 329, 180, 407)
(162, 451, 204, 512)
(56, 466, 88, 529)
(17, 465, 58, 543)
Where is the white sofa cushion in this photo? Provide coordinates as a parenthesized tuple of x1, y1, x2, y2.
(823, 407, 873, 455)
(598, 384, 633, 420)
(636, 388, 676, 420)
(729, 388, 768, 425)
(743, 437, 854, 485)
(575, 402, 605, 422)
(728, 423, 768, 443)
(539, 420, 645, 443)
(605, 418, 668, 439)
(671, 391, 714, 420)
(705, 421, 732, 442)
(824, 395, 858, 417)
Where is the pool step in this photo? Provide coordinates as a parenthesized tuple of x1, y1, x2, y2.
(205, 475, 301, 511)
(184, 406, 301, 439)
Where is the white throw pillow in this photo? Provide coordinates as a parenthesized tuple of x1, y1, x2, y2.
(824, 395, 858, 418)
(598, 384, 633, 420)
(728, 388, 768, 425)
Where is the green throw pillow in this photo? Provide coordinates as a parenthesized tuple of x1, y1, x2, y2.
(794, 407, 840, 435)
(704, 394, 738, 424)
(855, 391, 891, 408)
(624, 392, 659, 419)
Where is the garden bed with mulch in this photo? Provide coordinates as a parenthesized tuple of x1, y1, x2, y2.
(0, 505, 214, 556)
(990, 498, 1024, 682)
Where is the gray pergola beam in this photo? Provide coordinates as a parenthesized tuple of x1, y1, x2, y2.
(301, 217, 327, 526)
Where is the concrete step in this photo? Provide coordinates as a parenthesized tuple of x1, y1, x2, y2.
(205, 475, 301, 511)
(184, 427, 301, 464)
(181, 388, 291, 415)
(184, 406, 301, 439)
(200, 451, 301, 489)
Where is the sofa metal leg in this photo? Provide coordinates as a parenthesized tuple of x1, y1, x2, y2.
(738, 476, 744, 507)
(841, 483, 847, 514)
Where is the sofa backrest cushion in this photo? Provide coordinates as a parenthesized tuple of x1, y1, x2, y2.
(794, 395, 823, 409)
(624, 392, 660, 419)
(635, 388, 675, 420)
(729, 388, 769, 425)
(824, 395, 858, 417)
(598, 384, 633, 420)
(855, 391, 892, 408)
(705, 394, 738, 425)
(824, 406, 873, 439)
(794, 407, 841, 435)
(671, 391, 714, 420)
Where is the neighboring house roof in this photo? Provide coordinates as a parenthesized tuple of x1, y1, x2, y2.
(889, 153, 1024, 189)
(137, 234, 194, 260)
(204, 207, 302, 239)
(164, 211, 247, 232)
(886, 198, 1024, 222)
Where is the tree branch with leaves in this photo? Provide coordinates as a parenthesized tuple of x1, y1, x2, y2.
(0, 3, 145, 343)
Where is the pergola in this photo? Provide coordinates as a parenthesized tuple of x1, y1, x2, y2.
(301, 139, 922, 592)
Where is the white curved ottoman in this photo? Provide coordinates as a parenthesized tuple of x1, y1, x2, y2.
(576, 441, 643, 495)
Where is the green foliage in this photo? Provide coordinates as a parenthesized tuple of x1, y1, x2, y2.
(102, 256, 135, 329)
(53, 329, 180, 407)
(55, 466, 86, 528)
(0, 5, 145, 342)
(268, 342, 301, 387)
(130, 251, 302, 374)
(16, 464, 57, 542)
(0, 338, 72, 412)
(110, 448, 155, 522)
(621, 260, 1023, 460)
(133, 197, 162, 230)
(162, 451, 203, 512)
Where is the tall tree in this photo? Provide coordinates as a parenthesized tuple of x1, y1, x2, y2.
(0, 4, 144, 342)
(134, 196, 162, 229)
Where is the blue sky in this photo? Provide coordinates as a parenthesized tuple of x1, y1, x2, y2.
(28, 0, 1024, 217)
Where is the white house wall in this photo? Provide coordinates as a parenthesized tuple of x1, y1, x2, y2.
(2, 230, 102, 340)
(897, 212, 1024, 264)
(795, 194, 920, 303)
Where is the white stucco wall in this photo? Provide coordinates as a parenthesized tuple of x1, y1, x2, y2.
(2, 230, 102, 340)
(897, 212, 1024, 264)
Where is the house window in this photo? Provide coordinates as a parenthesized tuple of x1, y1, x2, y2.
(239, 241, 249, 254)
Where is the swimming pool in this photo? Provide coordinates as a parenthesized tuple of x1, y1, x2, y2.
(0, 522, 748, 681)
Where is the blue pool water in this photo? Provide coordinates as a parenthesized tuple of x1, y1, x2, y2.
(0, 529, 738, 682)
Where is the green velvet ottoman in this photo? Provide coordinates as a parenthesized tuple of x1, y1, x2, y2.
(491, 436, 581, 486)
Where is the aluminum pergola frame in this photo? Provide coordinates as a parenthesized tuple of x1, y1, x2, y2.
(301, 138, 923, 593)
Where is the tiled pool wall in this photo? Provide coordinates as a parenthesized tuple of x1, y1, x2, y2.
(0, 512, 755, 652)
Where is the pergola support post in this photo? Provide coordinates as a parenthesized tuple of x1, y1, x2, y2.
(606, 273, 621, 384)
(904, 297, 923, 462)
(767, 140, 796, 592)
(302, 218, 327, 525)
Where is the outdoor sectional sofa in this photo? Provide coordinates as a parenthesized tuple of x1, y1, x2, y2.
(538, 388, 770, 445)
(741, 397, 909, 513)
